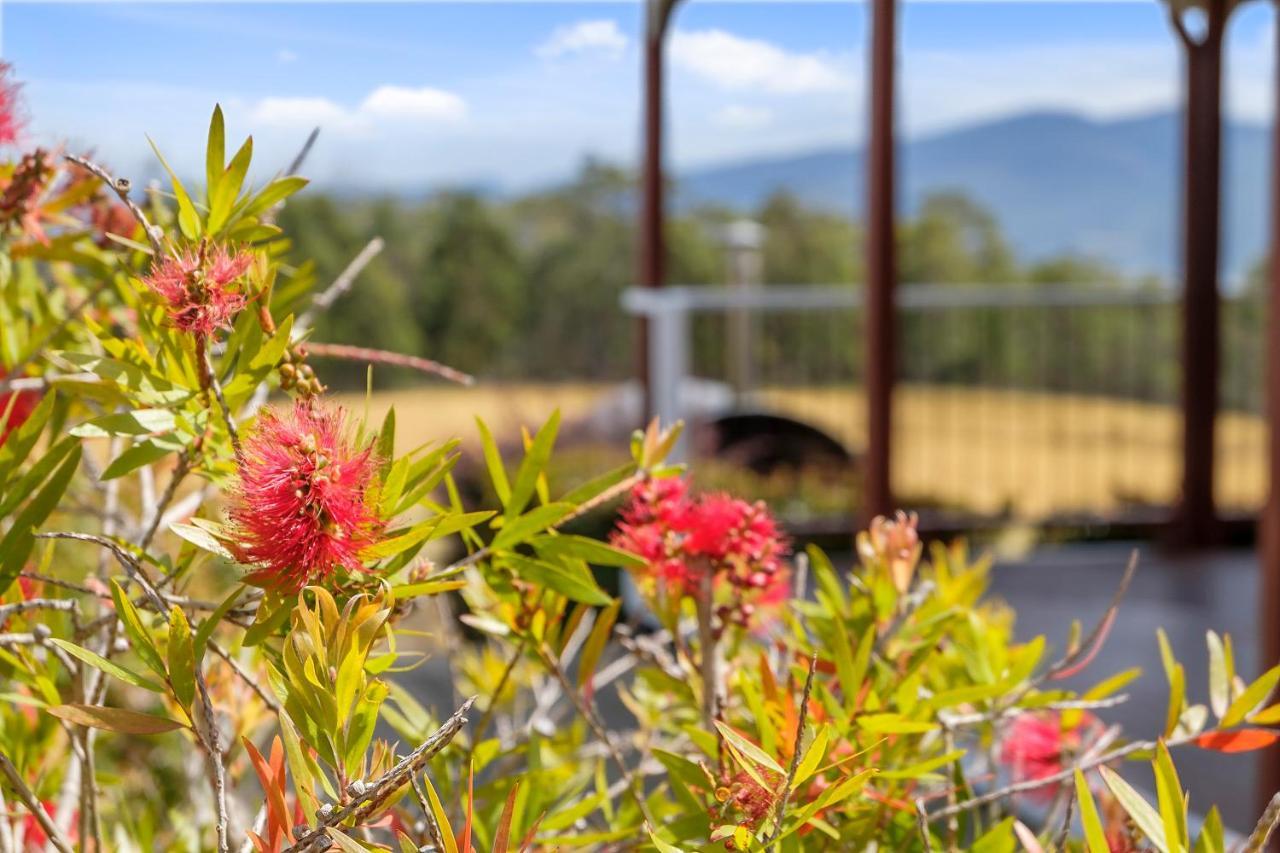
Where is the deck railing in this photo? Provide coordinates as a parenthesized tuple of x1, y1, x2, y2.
(623, 283, 1266, 526)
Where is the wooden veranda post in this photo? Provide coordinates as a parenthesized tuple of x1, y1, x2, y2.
(638, 0, 680, 423)
(864, 0, 897, 524)
(1258, 0, 1280, 811)
(1169, 0, 1230, 547)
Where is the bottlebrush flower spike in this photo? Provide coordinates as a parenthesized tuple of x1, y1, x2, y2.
(999, 711, 1101, 800)
(0, 62, 23, 146)
(230, 400, 384, 591)
(142, 244, 252, 338)
(610, 477, 789, 630)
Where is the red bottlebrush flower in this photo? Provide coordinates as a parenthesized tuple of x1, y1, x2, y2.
(142, 245, 252, 338)
(1000, 711, 1101, 799)
(0, 63, 24, 146)
(229, 401, 384, 591)
(0, 370, 39, 447)
(610, 477, 789, 630)
(711, 768, 783, 839)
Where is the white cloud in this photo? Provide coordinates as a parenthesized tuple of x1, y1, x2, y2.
(249, 96, 349, 129)
(713, 105, 772, 129)
(536, 19, 628, 60)
(276, 49, 298, 65)
(670, 29, 852, 95)
(359, 86, 467, 122)
(246, 85, 466, 135)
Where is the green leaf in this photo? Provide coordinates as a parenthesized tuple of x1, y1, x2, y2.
(241, 176, 309, 219)
(1223, 663, 1280, 728)
(0, 445, 81, 594)
(47, 639, 166, 693)
(71, 408, 177, 438)
(475, 418, 510, 505)
(1100, 765, 1167, 852)
(170, 522, 235, 561)
(502, 554, 610, 606)
(1192, 806, 1225, 853)
(147, 135, 201, 240)
(531, 535, 644, 568)
(208, 136, 252, 233)
(713, 720, 786, 776)
(109, 579, 167, 678)
(1075, 770, 1110, 853)
(492, 503, 574, 550)
(420, 774, 458, 853)
(325, 828, 370, 853)
(1207, 631, 1229, 721)
(505, 410, 559, 520)
(1154, 742, 1187, 853)
(791, 725, 830, 789)
(193, 585, 245, 666)
(647, 831, 687, 853)
(101, 439, 178, 480)
(576, 601, 620, 689)
(1165, 663, 1185, 738)
(167, 606, 196, 708)
(206, 104, 225, 199)
(47, 703, 185, 735)
(856, 714, 938, 735)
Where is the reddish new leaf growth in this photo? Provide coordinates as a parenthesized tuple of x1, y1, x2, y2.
(0, 63, 24, 146)
(610, 477, 789, 630)
(1192, 728, 1280, 753)
(142, 245, 252, 338)
(0, 372, 38, 447)
(230, 401, 384, 591)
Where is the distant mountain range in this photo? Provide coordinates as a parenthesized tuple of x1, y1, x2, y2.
(676, 110, 1270, 280)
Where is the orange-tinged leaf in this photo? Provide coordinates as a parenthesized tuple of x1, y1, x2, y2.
(1192, 728, 1280, 753)
(244, 736, 294, 846)
(517, 810, 546, 853)
(492, 782, 520, 853)
(461, 759, 475, 853)
(47, 703, 185, 734)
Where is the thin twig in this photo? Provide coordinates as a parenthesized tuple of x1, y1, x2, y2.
(294, 238, 384, 337)
(303, 342, 473, 387)
(928, 732, 1187, 821)
(280, 697, 476, 853)
(0, 752, 74, 853)
(766, 650, 819, 848)
(1244, 790, 1280, 852)
(63, 154, 164, 256)
(285, 127, 320, 178)
(537, 645, 656, 827)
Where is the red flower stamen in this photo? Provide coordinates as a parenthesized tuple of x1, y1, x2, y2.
(229, 401, 384, 591)
(141, 245, 252, 338)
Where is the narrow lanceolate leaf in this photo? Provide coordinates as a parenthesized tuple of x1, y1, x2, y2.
(1100, 766, 1166, 852)
(491, 782, 520, 853)
(1153, 741, 1188, 853)
(167, 606, 196, 708)
(1165, 663, 1186, 738)
(505, 409, 560, 520)
(1075, 770, 1111, 853)
(1207, 631, 1229, 720)
(47, 703, 186, 734)
(0, 445, 82, 594)
(109, 579, 167, 678)
(420, 774, 458, 853)
(475, 418, 510, 505)
(713, 721, 786, 776)
(47, 639, 166, 693)
(576, 601, 620, 689)
(1223, 663, 1280, 728)
(1192, 728, 1280, 753)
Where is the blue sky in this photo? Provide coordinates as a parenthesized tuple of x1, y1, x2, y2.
(0, 2, 1274, 190)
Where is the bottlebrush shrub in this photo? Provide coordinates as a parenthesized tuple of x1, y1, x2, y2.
(1, 86, 1279, 853)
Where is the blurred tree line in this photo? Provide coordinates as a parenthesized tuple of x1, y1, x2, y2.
(279, 160, 1265, 412)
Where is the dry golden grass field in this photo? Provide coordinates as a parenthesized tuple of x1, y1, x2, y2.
(336, 383, 1267, 520)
